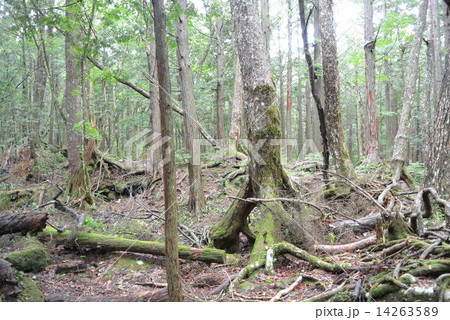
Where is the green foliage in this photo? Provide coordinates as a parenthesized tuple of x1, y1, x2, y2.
(32, 149, 67, 179)
(405, 162, 424, 184)
(84, 216, 105, 231)
(74, 121, 103, 141)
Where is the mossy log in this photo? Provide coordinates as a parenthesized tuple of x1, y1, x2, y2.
(0, 212, 48, 236)
(39, 227, 227, 264)
(0, 186, 59, 210)
(407, 259, 450, 277)
(5, 239, 51, 273)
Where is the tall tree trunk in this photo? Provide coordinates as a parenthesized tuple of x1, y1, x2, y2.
(299, 0, 330, 181)
(143, 0, 161, 177)
(363, 0, 381, 163)
(212, 0, 305, 261)
(424, 51, 450, 199)
(260, 0, 270, 57)
(152, 0, 183, 302)
(313, 1, 325, 153)
(422, 26, 433, 168)
(319, 0, 355, 178)
(391, 0, 428, 183)
(286, 0, 293, 163)
(64, 0, 82, 180)
(304, 81, 312, 145)
(431, 0, 442, 110)
(297, 83, 303, 158)
(278, 31, 286, 145)
(174, 0, 206, 213)
(229, 55, 244, 151)
(215, 11, 225, 144)
(31, 45, 47, 158)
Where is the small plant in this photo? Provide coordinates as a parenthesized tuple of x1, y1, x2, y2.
(329, 232, 337, 244)
(84, 216, 105, 231)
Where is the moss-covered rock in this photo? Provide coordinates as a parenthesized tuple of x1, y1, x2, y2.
(5, 239, 51, 273)
(0, 186, 59, 210)
(13, 271, 44, 302)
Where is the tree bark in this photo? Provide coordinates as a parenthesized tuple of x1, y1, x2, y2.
(424, 46, 450, 199)
(319, 0, 355, 178)
(391, 0, 429, 182)
(152, 0, 183, 302)
(260, 0, 270, 57)
(40, 227, 226, 264)
(299, 0, 330, 181)
(143, 0, 162, 177)
(364, 0, 381, 163)
(174, 0, 206, 213)
(286, 0, 293, 163)
(215, 11, 225, 144)
(0, 212, 48, 236)
(64, 1, 81, 178)
(212, 0, 305, 262)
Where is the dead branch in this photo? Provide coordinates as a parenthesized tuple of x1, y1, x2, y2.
(270, 275, 303, 302)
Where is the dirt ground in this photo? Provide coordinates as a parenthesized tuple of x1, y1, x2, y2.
(0, 154, 443, 302)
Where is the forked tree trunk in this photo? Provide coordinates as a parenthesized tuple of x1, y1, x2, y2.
(299, 0, 330, 181)
(319, 0, 355, 178)
(391, 0, 428, 182)
(212, 0, 306, 262)
(174, 0, 206, 213)
(152, 0, 183, 302)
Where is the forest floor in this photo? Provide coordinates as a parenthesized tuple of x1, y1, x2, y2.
(0, 148, 448, 302)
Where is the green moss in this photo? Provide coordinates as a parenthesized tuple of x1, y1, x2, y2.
(5, 239, 51, 273)
(0, 186, 59, 210)
(103, 257, 151, 281)
(13, 271, 44, 302)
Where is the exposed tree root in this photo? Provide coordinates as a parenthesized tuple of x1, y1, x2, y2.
(313, 235, 377, 253)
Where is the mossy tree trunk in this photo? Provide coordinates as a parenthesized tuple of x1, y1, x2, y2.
(212, 0, 306, 263)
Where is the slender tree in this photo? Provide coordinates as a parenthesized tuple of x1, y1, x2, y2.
(286, 0, 293, 162)
(174, 0, 206, 212)
(298, 0, 330, 181)
(215, 9, 225, 144)
(363, 0, 381, 163)
(64, 0, 82, 190)
(152, 0, 183, 302)
(391, 0, 428, 183)
(319, 0, 355, 178)
(142, 0, 162, 177)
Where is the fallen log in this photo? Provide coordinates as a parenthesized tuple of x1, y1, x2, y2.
(0, 212, 48, 236)
(330, 213, 381, 234)
(313, 235, 377, 253)
(39, 227, 227, 264)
